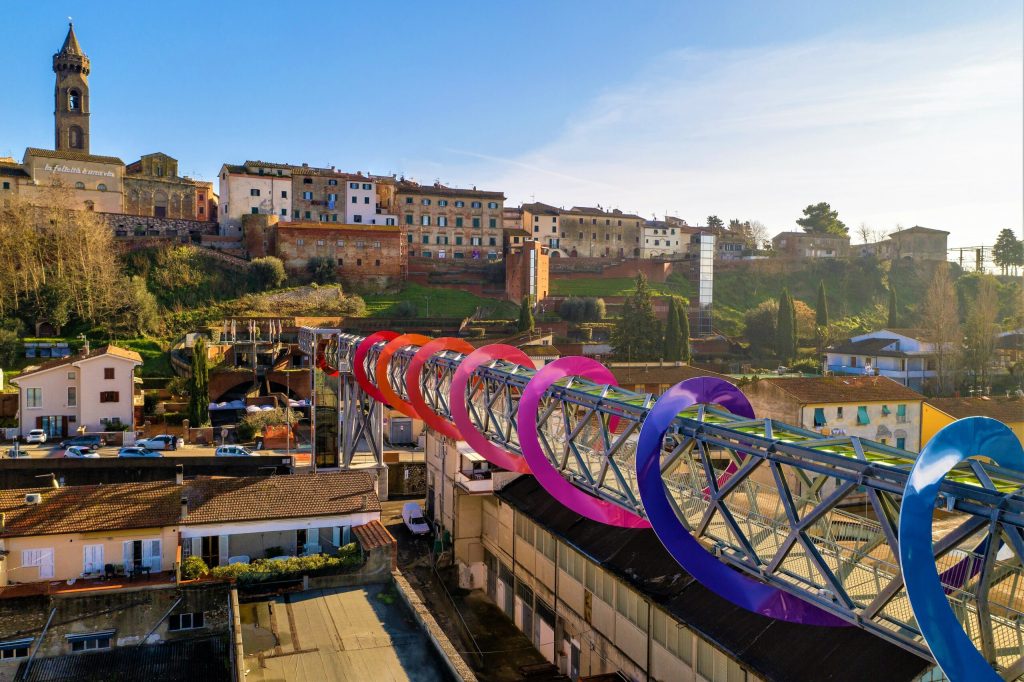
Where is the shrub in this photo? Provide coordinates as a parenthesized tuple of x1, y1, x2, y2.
(789, 358, 822, 375)
(559, 296, 605, 322)
(164, 412, 186, 426)
(248, 257, 287, 291)
(307, 256, 337, 284)
(236, 407, 297, 443)
(209, 544, 363, 586)
(181, 555, 209, 580)
(391, 300, 419, 319)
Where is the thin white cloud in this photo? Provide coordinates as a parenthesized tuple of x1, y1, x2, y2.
(450, 22, 1023, 244)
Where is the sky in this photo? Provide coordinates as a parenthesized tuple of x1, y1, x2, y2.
(1, 1, 1021, 248)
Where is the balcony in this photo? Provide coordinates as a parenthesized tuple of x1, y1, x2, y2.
(455, 469, 494, 494)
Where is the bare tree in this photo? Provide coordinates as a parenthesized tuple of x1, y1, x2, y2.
(962, 277, 1000, 390)
(921, 263, 961, 395)
(748, 220, 770, 250)
(856, 222, 874, 244)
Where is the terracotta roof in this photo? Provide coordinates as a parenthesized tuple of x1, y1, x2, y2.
(880, 328, 939, 343)
(396, 180, 504, 199)
(827, 337, 905, 356)
(181, 471, 379, 525)
(891, 225, 949, 236)
(928, 397, 1024, 424)
(520, 202, 561, 215)
(13, 345, 143, 380)
(351, 520, 396, 551)
(759, 376, 923, 403)
(521, 344, 561, 357)
(566, 206, 643, 220)
(25, 148, 124, 165)
(0, 481, 180, 538)
(609, 364, 731, 387)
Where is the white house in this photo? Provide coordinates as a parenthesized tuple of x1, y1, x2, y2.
(825, 328, 943, 392)
(218, 162, 294, 235)
(343, 177, 397, 226)
(11, 345, 142, 439)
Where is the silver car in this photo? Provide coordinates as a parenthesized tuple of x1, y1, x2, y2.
(215, 445, 257, 457)
(64, 446, 99, 459)
(118, 446, 161, 458)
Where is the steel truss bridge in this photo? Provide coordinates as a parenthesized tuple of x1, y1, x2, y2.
(299, 327, 1024, 681)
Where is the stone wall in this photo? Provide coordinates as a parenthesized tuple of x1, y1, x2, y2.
(387, 461, 427, 496)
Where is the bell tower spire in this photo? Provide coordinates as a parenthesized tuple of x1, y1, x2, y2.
(53, 21, 91, 154)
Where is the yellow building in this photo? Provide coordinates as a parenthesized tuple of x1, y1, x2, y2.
(922, 397, 1024, 447)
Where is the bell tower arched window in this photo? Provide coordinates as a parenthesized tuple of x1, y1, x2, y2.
(68, 89, 81, 111)
(68, 126, 84, 150)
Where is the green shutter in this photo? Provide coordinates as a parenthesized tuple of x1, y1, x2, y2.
(882, 405, 891, 415)
(813, 408, 826, 427)
(896, 404, 906, 417)
(857, 406, 870, 425)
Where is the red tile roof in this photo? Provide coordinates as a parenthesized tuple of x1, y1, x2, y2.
(928, 397, 1024, 424)
(759, 376, 924, 403)
(351, 520, 396, 551)
(14, 345, 143, 380)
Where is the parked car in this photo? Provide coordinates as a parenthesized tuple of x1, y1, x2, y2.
(65, 446, 100, 459)
(215, 445, 257, 457)
(117, 446, 161, 458)
(25, 429, 47, 444)
(402, 502, 431, 535)
(135, 434, 177, 450)
(59, 435, 104, 450)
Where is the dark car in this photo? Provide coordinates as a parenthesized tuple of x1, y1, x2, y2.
(59, 435, 104, 450)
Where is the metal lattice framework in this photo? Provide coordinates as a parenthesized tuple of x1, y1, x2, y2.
(300, 327, 1024, 680)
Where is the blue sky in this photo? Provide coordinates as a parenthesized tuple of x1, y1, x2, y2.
(1, 1, 1021, 247)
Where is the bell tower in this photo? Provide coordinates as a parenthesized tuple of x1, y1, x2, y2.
(53, 22, 90, 154)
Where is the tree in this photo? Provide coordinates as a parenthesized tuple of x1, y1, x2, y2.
(775, 288, 797, 362)
(518, 295, 534, 333)
(815, 281, 829, 329)
(706, 215, 724, 231)
(993, 228, 1023, 275)
(962, 277, 1000, 390)
(887, 286, 898, 328)
(921, 263, 961, 395)
(662, 297, 682, 361)
(744, 300, 779, 354)
(677, 298, 691, 362)
(612, 273, 661, 361)
(747, 220, 770, 250)
(187, 337, 210, 426)
(248, 256, 287, 291)
(796, 202, 848, 236)
(307, 256, 336, 284)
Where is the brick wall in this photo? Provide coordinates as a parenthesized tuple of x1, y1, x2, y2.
(274, 222, 405, 287)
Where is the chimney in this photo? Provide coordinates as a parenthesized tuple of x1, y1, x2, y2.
(180, 497, 188, 522)
(175, 464, 184, 486)
(360, 494, 368, 510)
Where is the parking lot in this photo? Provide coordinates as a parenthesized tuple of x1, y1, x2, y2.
(2, 442, 311, 466)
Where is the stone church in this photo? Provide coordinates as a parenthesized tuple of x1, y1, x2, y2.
(0, 23, 216, 222)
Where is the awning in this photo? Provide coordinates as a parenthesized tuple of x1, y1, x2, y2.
(813, 407, 827, 427)
(857, 406, 870, 425)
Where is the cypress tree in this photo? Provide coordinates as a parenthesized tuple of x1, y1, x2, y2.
(776, 289, 797, 362)
(518, 295, 535, 333)
(677, 298, 691, 362)
(815, 280, 829, 329)
(887, 287, 898, 327)
(663, 297, 681, 360)
(612, 273, 661, 361)
(188, 337, 210, 426)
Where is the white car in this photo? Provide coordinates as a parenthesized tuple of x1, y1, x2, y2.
(64, 446, 99, 459)
(25, 429, 47, 444)
(402, 502, 431, 536)
(118, 446, 161, 458)
(215, 445, 257, 457)
(135, 434, 176, 450)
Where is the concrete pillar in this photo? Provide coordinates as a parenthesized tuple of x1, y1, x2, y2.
(374, 464, 390, 501)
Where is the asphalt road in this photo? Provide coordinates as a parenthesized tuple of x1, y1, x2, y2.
(1, 442, 311, 465)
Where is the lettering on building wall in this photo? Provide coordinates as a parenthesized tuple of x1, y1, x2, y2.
(43, 163, 115, 178)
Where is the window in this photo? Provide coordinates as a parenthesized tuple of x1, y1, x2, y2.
(471, 201, 482, 209)
(896, 404, 907, 422)
(438, 200, 449, 207)
(488, 201, 498, 209)
(557, 543, 584, 583)
(584, 561, 615, 604)
(353, 215, 362, 223)
(303, 191, 313, 200)
(489, 218, 497, 228)
(83, 544, 104, 573)
(68, 631, 113, 653)
(422, 236, 429, 244)
(836, 406, 844, 419)
(438, 216, 448, 227)
(372, 241, 381, 248)
(250, 188, 261, 197)
(303, 178, 312, 184)
(356, 258, 362, 266)
(455, 201, 465, 208)
(472, 218, 480, 228)
(68, 125, 84, 149)
(455, 217, 463, 228)
(22, 548, 54, 579)
(304, 211, 311, 219)
(351, 196, 357, 204)
(68, 372, 75, 380)
(26, 388, 42, 408)
(363, 196, 369, 204)
(336, 240, 345, 246)
(422, 215, 431, 226)
(813, 407, 826, 427)
(652, 608, 692, 664)
(316, 239, 325, 246)
(489, 237, 496, 246)
(328, 179, 337, 186)
(857, 406, 870, 425)
(281, 190, 288, 198)
(327, 193, 337, 202)
(169, 612, 205, 631)
(296, 239, 304, 246)
(104, 367, 115, 380)
(374, 259, 380, 267)
(67, 387, 77, 407)
(362, 183, 372, 190)
(100, 391, 120, 403)
(0, 639, 32, 660)
(251, 207, 259, 215)
(405, 214, 414, 225)
(68, 89, 81, 110)
(455, 237, 463, 245)
(405, 197, 413, 204)
(897, 437, 906, 449)
(75, 181, 85, 189)
(616, 584, 648, 632)
(351, 182, 360, 190)
(1, 182, 9, 190)
(421, 199, 431, 206)
(97, 183, 106, 192)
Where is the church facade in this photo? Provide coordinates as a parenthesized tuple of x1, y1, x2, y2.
(0, 24, 216, 223)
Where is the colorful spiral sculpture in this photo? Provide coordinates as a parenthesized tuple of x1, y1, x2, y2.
(334, 333, 1018, 676)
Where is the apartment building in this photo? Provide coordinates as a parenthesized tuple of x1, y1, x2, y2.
(218, 161, 293, 234)
(398, 180, 505, 260)
(825, 328, 945, 392)
(641, 220, 694, 258)
(741, 375, 925, 451)
(10, 345, 142, 439)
